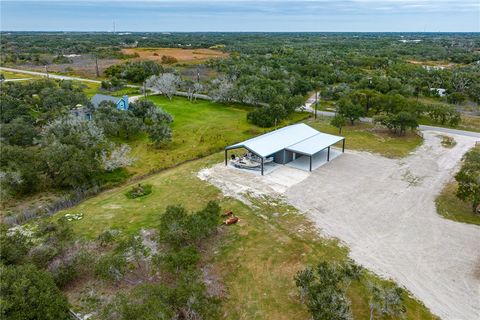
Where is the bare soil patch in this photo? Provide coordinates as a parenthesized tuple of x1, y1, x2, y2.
(121, 48, 228, 63)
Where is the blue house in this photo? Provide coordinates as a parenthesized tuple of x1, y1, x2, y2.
(91, 94, 129, 110)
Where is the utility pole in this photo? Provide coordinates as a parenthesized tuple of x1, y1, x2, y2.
(45, 65, 49, 79)
(95, 55, 100, 78)
(314, 91, 318, 119)
(143, 81, 147, 99)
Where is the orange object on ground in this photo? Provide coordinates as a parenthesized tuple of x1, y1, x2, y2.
(222, 210, 233, 217)
(224, 217, 239, 225)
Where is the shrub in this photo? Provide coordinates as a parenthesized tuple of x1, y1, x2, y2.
(125, 183, 153, 199)
(455, 147, 480, 213)
(295, 261, 362, 320)
(0, 225, 31, 265)
(158, 201, 220, 248)
(95, 252, 127, 282)
(0, 264, 70, 320)
(29, 244, 59, 269)
(440, 135, 456, 148)
(97, 229, 117, 247)
(154, 245, 200, 273)
(161, 55, 178, 64)
(50, 251, 92, 288)
(247, 105, 286, 128)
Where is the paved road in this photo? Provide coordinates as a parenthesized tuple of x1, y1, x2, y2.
(0, 67, 138, 87)
(302, 92, 480, 139)
(1, 67, 212, 102)
(2, 78, 33, 82)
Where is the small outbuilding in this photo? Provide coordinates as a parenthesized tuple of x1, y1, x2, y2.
(225, 123, 345, 175)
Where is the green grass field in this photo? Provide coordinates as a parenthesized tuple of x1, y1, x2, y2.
(306, 117, 423, 158)
(52, 98, 434, 319)
(56, 152, 436, 319)
(125, 96, 309, 176)
(436, 181, 480, 225)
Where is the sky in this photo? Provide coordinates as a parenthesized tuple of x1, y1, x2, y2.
(1, 0, 479, 32)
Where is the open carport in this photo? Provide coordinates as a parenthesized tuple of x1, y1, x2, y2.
(286, 148, 343, 171)
(225, 123, 345, 175)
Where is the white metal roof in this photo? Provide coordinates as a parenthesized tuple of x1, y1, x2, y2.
(286, 132, 343, 156)
(226, 123, 343, 157)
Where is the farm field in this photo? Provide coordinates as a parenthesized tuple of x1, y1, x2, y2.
(121, 47, 228, 63)
(56, 152, 436, 320)
(126, 95, 310, 176)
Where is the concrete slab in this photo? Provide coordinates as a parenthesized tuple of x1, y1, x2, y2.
(286, 148, 342, 171)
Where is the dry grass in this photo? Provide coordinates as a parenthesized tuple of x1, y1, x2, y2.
(121, 48, 228, 63)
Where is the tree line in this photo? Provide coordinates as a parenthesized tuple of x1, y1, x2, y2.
(0, 80, 172, 202)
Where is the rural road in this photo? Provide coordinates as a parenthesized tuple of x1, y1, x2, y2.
(3, 67, 479, 139)
(302, 92, 480, 138)
(0, 66, 104, 84)
(1, 66, 211, 103)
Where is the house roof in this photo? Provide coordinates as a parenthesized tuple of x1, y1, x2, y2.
(226, 123, 343, 157)
(91, 94, 120, 108)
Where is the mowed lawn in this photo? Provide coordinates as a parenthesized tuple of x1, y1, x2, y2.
(306, 117, 423, 158)
(57, 153, 436, 320)
(126, 95, 309, 176)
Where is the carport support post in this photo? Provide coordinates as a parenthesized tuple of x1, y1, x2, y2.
(342, 139, 345, 153)
(327, 147, 330, 161)
(224, 149, 227, 166)
(309, 155, 312, 172)
(261, 157, 264, 176)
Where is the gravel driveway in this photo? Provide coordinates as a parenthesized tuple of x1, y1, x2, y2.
(199, 131, 480, 320)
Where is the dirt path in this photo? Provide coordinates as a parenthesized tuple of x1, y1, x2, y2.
(199, 131, 480, 320)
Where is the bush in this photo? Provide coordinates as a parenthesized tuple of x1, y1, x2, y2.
(29, 244, 59, 269)
(50, 251, 91, 288)
(295, 261, 362, 320)
(158, 201, 220, 248)
(161, 55, 178, 64)
(247, 105, 286, 128)
(440, 135, 456, 148)
(154, 245, 200, 273)
(455, 147, 480, 213)
(0, 225, 31, 265)
(97, 229, 117, 247)
(95, 252, 127, 282)
(125, 183, 153, 199)
(0, 264, 70, 320)
(100, 276, 219, 320)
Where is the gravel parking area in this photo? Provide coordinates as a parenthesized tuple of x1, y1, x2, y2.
(199, 131, 480, 320)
